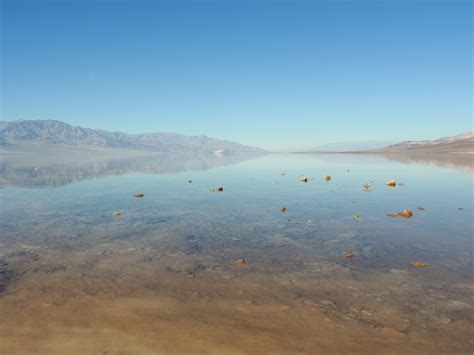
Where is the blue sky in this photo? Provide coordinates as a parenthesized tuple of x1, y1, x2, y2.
(1, 0, 472, 150)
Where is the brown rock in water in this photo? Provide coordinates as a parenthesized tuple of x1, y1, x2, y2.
(344, 251, 356, 258)
(386, 180, 397, 187)
(363, 183, 370, 191)
(387, 209, 413, 219)
(112, 211, 121, 217)
(188, 180, 192, 183)
(324, 175, 331, 181)
(217, 187, 224, 192)
(411, 261, 431, 268)
(279, 207, 286, 213)
(131, 193, 144, 198)
(398, 209, 413, 219)
(300, 176, 309, 183)
(235, 258, 247, 265)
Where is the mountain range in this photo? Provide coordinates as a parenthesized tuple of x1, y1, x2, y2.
(309, 140, 397, 152)
(0, 120, 265, 154)
(301, 133, 473, 154)
(379, 132, 473, 153)
(1, 120, 472, 154)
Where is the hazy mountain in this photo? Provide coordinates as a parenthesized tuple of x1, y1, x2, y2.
(308, 140, 397, 152)
(380, 132, 473, 153)
(299, 133, 473, 153)
(0, 119, 265, 154)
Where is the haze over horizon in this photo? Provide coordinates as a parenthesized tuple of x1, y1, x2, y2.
(2, 0, 472, 150)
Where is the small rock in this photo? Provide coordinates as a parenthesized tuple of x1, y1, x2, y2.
(279, 207, 286, 213)
(324, 175, 331, 181)
(398, 209, 413, 219)
(411, 261, 431, 268)
(112, 211, 121, 217)
(344, 251, 356, 258)
(386, 180, 397, 187)
(387, 209, 413, 219)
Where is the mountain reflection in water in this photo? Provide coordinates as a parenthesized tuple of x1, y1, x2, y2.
(0, 149, 264, 188)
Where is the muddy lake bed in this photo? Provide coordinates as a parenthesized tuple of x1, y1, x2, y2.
(0, 150, 473, 354)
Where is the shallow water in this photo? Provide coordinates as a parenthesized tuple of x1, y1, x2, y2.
(0, 152, 473, 354)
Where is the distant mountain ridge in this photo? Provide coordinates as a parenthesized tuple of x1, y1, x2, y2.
(0, 120, 265, 154)
(309, 140, 397, 152)
(380, 132, 473, 153)
(295, 133, 473, 154)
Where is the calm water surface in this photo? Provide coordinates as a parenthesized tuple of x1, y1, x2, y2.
(0, 153, 473, 354)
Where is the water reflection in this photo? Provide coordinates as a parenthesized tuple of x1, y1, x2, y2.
(295, 152, 474, 172)
(379, 152, 474, 172)
(0, 150, 264, 188)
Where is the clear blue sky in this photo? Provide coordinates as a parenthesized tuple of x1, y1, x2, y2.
(1, 0, 472, 150)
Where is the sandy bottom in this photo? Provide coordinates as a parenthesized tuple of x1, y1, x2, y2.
(1, 241, 473, 355)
